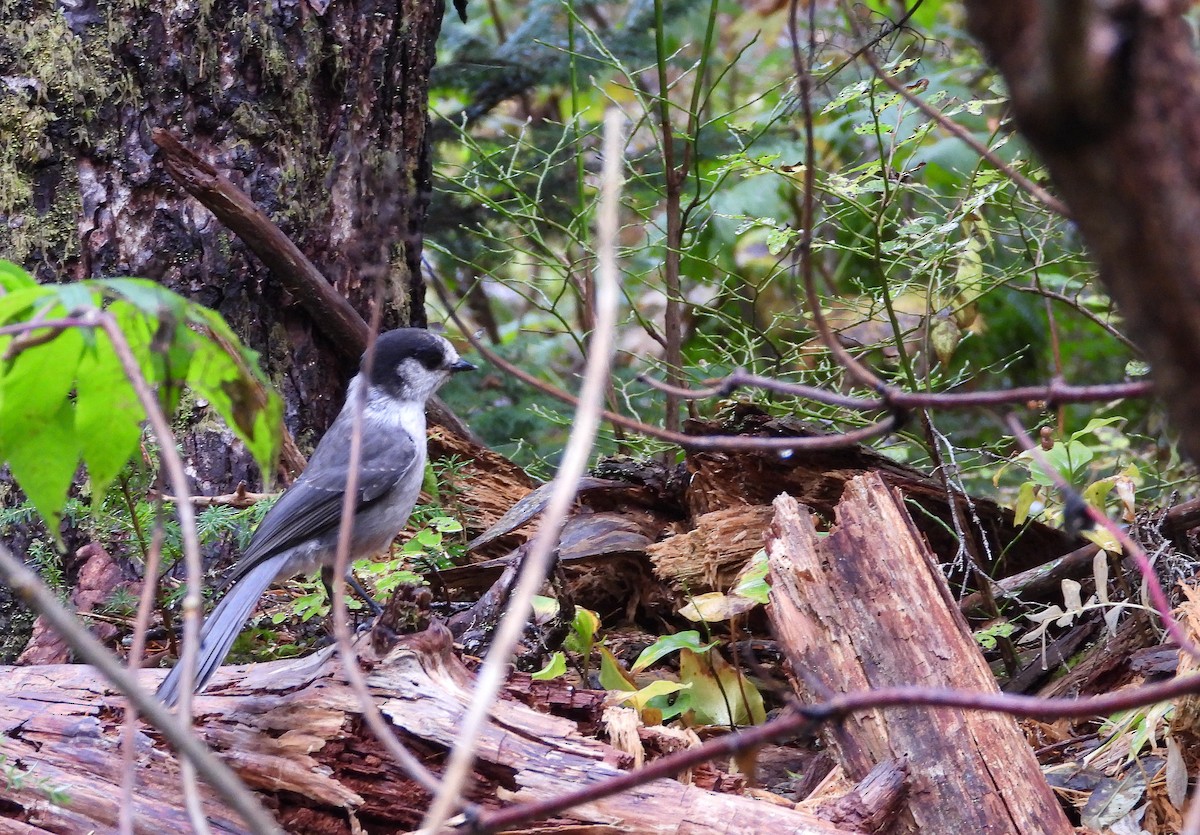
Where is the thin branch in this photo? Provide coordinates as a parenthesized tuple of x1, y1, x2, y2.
(1010, 282, 1138, 352)
(789, 0, 884, 391)
(121, 522, 165, 835)
(152, 129, 475, 443)
(476, 671, 1200, 833)
(156, 482, 273, 509)
(643, 368, 1153, 411)
(855, 45, 1071, 218)
(420, 107, 625, 833)
(328, 299, 443, 794)
(83, 312, 214, 833)
(430, 263, 900, 451)
(151, 129, 369, 356)
(653, 0, 686, 433)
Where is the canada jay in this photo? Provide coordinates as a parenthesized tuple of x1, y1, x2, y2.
(156, 328, 474, 706)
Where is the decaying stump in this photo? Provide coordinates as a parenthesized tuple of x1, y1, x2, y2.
(766, 474, 1072, 835)
(687, 407, 1080, 577)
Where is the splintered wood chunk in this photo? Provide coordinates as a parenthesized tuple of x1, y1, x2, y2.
(647, 505, 775, 591)
(766, 473, 1072, 835)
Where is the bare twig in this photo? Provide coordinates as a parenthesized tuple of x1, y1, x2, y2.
(152, 129, 476, 443)
(789, 0, 884, 392)
(87, 312, 211, 833)
(430, 264, 900, 451)
(328, 300, 443, 794)
(120, 520, 166, 835)
(652, 0, 686, 433)
(156, 482, 273, 508)
(476, 670, 1200, 833)
(1010, 282, 1138, 352)
(854, 41, 1071, 218)
(641, 368, 1152, 411)
(151, 129, 369, 355)
(419, 108, 626, 833)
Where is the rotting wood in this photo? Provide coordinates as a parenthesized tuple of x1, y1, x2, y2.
(686, 405, 1080, 578)
(426, 424, 536, 546)
(647, 505, 775, 592)
(766, 474, 1073, 834)
(0, 625, 862, 835)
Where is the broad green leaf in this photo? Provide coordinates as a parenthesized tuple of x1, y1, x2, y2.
(184, 312, 280, 473)
(565, 606, 600, 655)
(732, 549, 770, 603)
(679, 592, 758, 623)
(1012, 481, 1038, 525)
(530, 595, 559, 619)
(75, 331, 144, 504)
(678, 649, 766, 726)
(614, 679, 688, 712)
(0, 325, 84, 437)
(1082, 476, 1119, 513)
(3, 399, 77, 539)
(0, 260, 37, 291)
(631, 630, 717, 673)
(96, 277, 184, 320)
(0, 285, 50, 324)
(532, 652, 567, 681)
(0, 266, 282, 538)
(598, 645, 636, 692)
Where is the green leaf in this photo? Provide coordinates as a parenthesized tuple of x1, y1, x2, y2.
(1012, 481, 1038, 525)
(732, 549, 770, 604)
(0, 324, 86, 529)
(0, 325, 83, 425)
(531, 652, 567, 681)
(598, 645, 636, 692)
(0, 274, 281, 538)
(614, 679, 688, 712)
(3, 399, 77, 540)
(183, 310, 281, 475)
(631, 631, 718, 673)
(75, 330, 144, 504)
(0, 286, 50, 326)
(567, 606, 600, 654)
(679, 592, 758, 623)
(678, 648, 766, 726)
(0, 260, 37, 292)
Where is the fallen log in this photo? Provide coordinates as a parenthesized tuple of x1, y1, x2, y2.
(0, 624, 868, 834)
(766, 474, 1072, 834)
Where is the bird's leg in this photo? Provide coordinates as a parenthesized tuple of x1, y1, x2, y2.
(346, 572, 384, 616)
(321, 564, 384, 616)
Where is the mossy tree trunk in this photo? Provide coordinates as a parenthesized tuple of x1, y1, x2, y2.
(0, 0, 448, 490)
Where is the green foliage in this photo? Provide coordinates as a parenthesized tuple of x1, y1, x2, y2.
(0, 261, 282, 538)
(631, 630, 717, 673)
(426, 2, 1167, 514)
(973, 620, 1016, 651)
(0, 752, 69, 807)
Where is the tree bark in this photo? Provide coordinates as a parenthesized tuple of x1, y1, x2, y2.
(766, 476, 1072, 834)
(0, 0, 447, 491)
(965, 3, 1200, 464)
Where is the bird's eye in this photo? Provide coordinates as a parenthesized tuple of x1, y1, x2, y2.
(412, 345, 445, 370)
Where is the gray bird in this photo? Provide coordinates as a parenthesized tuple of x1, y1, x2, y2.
(156, 329, 474, 706)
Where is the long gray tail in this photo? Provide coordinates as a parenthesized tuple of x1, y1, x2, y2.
(156, 557, 281, 707)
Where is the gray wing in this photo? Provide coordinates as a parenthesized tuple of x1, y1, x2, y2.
(226, 424, 420, 583)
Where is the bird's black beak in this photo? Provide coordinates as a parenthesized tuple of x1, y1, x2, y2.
(449, 359, 475, 374)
